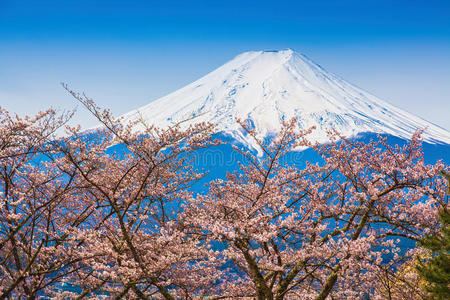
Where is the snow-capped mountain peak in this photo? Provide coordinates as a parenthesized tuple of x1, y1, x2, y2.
(120, 49, 450, 148)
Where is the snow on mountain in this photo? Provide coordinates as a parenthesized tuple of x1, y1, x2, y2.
(120, 49, 450, 149)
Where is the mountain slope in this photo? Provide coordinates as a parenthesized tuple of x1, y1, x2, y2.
(120, 49, 450, 148)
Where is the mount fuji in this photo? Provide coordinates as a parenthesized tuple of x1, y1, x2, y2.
(120, 49, 450, 150)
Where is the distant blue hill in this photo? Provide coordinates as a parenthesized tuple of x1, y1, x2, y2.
(105, 131, 449, 193)
(179, 132, 450, 193)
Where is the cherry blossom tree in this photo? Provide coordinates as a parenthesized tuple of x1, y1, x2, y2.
(0, 96, 221, 298)
(0, 107, 79, 298)
(53, 88, 223, 299)
(183, 119, 448, 299)
(0, 94, 448, 299)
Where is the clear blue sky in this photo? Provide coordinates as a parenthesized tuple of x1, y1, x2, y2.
(1, 0, 449, 129)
